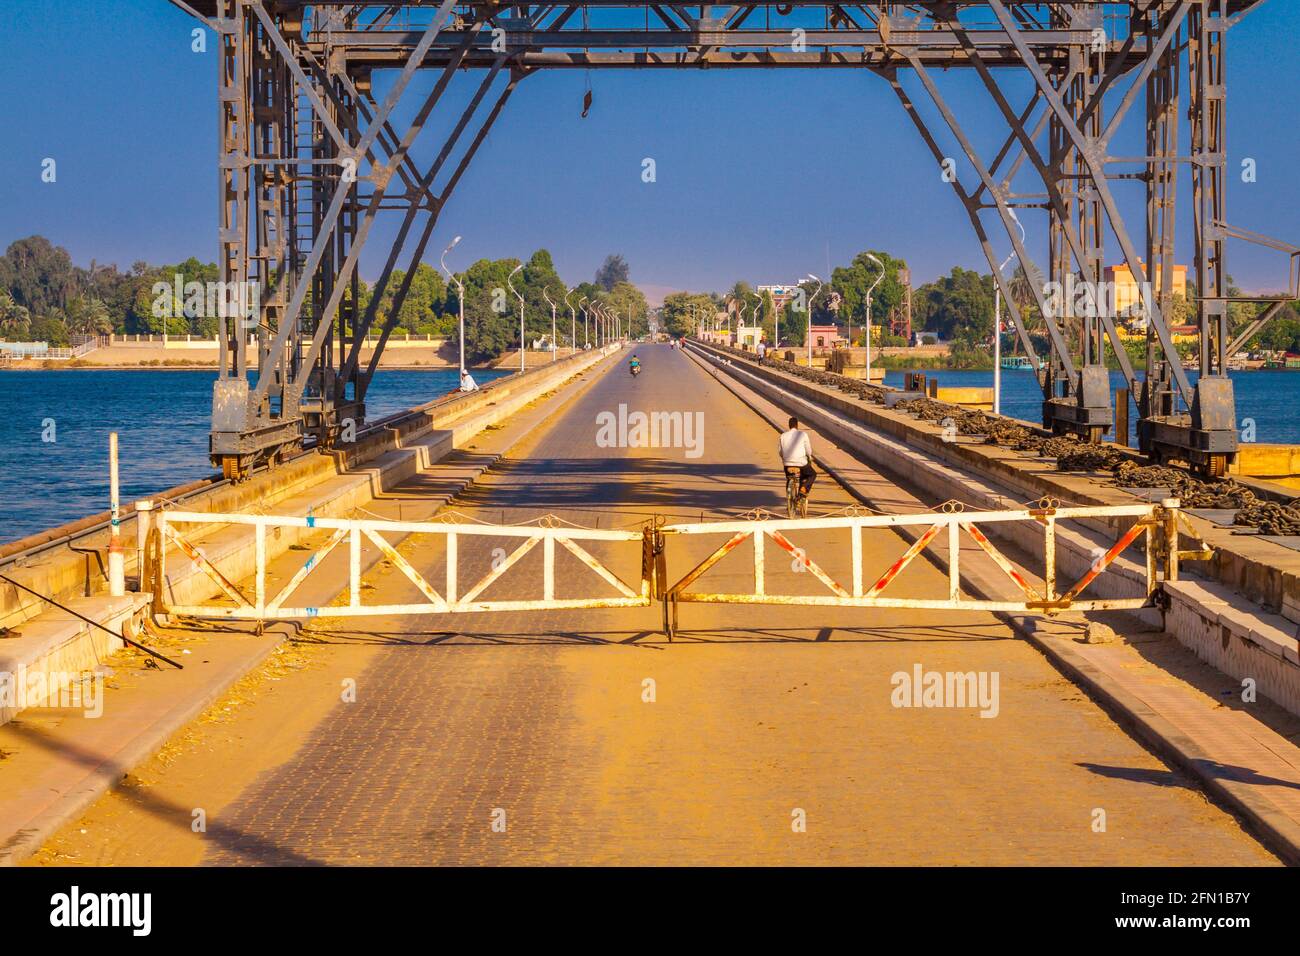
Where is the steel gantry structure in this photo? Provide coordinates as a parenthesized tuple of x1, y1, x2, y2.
(172, 1, 1293, 479)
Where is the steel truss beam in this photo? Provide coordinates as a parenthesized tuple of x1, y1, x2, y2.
(192, 2, 1287, 478)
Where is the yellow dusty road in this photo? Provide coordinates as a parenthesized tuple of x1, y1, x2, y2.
(33, 344, 1278, 865)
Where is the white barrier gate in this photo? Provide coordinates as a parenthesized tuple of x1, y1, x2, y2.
(656, 499, 1185, 638)
(150, 499, 1191, 634)
(155, 511, 653, 620)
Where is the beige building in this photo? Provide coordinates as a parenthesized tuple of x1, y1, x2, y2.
(736, 324, 765, 350)
(1104, 259, 1188, 317)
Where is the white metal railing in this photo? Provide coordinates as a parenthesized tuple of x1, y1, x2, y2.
(154, 510, 653, 620)
(656, 499, 1180, 636)
(0, 339, 99, 360)
(147, 499, 1185, 630)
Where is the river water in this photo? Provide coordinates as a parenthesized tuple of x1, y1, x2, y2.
(0, 368, 509, 544)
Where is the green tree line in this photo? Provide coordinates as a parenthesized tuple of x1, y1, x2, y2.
(0, 237, 649, 362)
(679, 246, 1297, 367)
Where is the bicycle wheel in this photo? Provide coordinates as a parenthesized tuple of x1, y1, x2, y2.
(786, 476, 798, 519)
(798, 491, 808, 518)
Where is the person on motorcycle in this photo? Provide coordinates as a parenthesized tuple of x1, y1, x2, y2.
(629, 354, 641, 375)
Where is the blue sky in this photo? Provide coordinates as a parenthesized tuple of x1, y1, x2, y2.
(0, 0, 1296, 299)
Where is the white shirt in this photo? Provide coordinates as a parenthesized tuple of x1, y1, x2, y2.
(778, 428, 812, 467)
(459, 371, 478, 392)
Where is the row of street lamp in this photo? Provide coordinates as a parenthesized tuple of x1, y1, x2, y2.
(689, 230, 1022, 414)
(439, 225, 1023, 413)
(440, 236, 628, 379)
(686, 257, 889, 378)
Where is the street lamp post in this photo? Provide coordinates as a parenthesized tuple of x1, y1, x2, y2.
(439, 235, 465, 380)
(565, 289, 577, 354)
(863, 252, 884, 385)
(579, 297, 589, 348)
(543, 288, 558, 362)
(805, 273, 823, 367)
(507, 263, 525, 373)
(994, 252, 1018, 416)
(996, 211, 1026, 416)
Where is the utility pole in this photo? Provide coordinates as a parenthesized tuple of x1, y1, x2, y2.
(508, 263, 525, 373)
(439, 236, 465, 380)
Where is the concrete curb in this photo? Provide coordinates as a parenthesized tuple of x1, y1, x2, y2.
(684, 344, 1300, 866)
(0, 351, 621, 867)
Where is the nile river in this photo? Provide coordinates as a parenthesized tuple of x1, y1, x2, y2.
(0, 368, 508, 543)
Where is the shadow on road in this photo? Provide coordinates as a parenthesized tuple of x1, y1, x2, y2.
(2, 717, 323, 866)
(291, 621, 1010, 647)
(1080, 759, 1300, 793)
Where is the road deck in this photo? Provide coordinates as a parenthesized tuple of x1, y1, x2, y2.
(20, 345, 1281, 865)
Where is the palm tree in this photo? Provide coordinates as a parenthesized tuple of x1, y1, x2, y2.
(1006, 260, 1047, 344)
(0, 290, 32, 340)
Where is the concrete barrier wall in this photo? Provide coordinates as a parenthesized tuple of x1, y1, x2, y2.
(0, 595, 147, 723)
(688, 341, 1300, 718)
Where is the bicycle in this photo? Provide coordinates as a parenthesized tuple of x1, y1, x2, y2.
(785, 467, 808, 519)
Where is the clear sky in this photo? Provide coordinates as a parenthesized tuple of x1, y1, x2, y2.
(0, 0, 1296, 299)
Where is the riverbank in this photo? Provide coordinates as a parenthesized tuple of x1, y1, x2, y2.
(4, 359, 487, 371)
(2, 342, 565, 370)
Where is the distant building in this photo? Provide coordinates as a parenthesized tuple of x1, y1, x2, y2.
(758, 283, 802, 312)
(736, 323, 765, 350)
(807, 324, 846, 349)
(1104, 259, 1187, 321)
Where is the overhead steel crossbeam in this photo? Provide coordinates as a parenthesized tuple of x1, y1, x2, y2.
(179, 1, 1284, 479)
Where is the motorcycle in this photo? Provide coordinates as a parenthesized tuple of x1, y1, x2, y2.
(629, 363, 641, 377)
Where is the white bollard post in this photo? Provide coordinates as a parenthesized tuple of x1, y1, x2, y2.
(108, 433, 125, 597)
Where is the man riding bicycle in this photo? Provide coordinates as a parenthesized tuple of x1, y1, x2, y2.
(778, 416, 815, 515)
